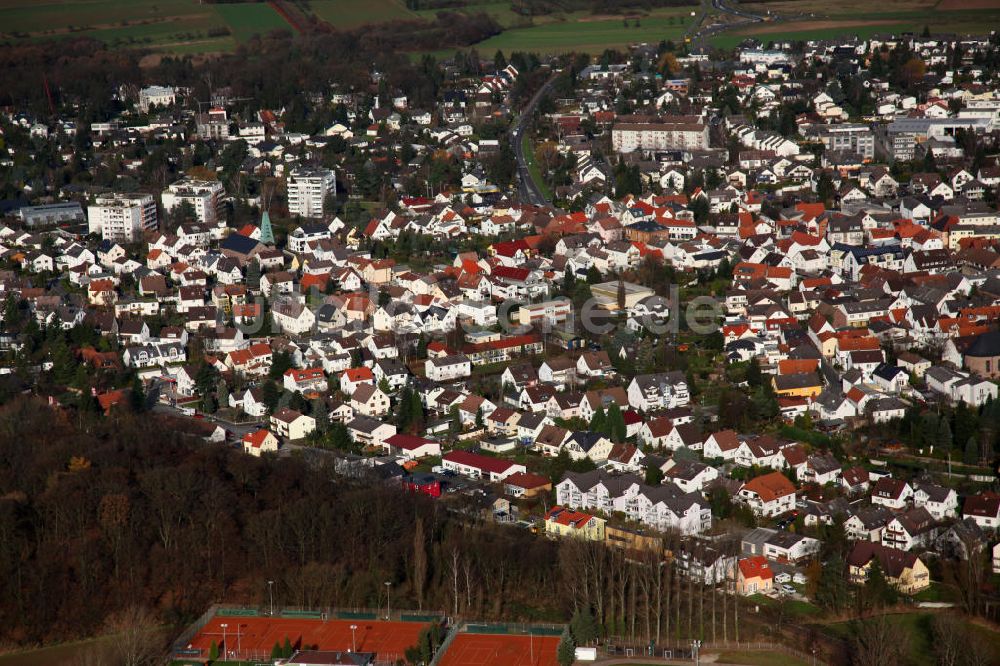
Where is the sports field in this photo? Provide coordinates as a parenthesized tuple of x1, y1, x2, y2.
(437, 633, 560, 666)
(181, 615, 432, 662)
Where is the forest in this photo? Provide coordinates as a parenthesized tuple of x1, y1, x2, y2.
(0, 396, 782, 653)
(5, 396, 994, 666)
(0, 392, 765, 646)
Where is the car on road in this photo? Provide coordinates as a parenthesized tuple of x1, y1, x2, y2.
(780, 584, 795, 595)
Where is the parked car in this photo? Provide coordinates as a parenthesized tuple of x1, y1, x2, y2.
(780, 584, 795, 594)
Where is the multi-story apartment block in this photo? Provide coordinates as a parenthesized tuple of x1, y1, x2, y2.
(517, 299, 572, 327)
(287, 167, 336, 218)
(612, 116, 709, 152)
(87, 194, 157, 242)
(809, 123, 875, 160)
(161, 178, 225, 226)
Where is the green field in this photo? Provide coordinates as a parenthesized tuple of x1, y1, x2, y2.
(413, 0, 562, 28)
(712, 4, 1000, 49)
(476, 10, 695, 55)
(0, 0, 293, 53)
(0, 0, 199, 34)
(310, 0, 419, 29)
(214, 3, 288, 42)
(0, 635, 117, 666)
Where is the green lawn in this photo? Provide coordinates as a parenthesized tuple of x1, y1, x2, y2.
(521, 131, 553, 202)
(215, 3, 289, 42)
(818, 612, 999, 666)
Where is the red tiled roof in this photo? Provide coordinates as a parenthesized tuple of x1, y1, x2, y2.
(738, 556, 773, 580)
(384, 433, 437, 451)
(242, 428, 273, 448)
(742, 471, 796, 502)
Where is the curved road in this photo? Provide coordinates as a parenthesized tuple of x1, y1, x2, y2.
(512, 71, 560, 206)
(690, 0, 767, 47)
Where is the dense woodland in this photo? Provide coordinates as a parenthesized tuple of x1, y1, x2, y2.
(2, 396, 996, 666)
(0, 397, 556, 645)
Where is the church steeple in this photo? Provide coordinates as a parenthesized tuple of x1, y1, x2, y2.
(259, 210, 274, 246)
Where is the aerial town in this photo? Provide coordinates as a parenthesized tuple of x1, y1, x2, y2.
(2, 4, 1000, 666)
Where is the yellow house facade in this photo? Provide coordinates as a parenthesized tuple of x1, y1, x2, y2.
(847, 542, 930, 594)
(544, 506, 606, 541)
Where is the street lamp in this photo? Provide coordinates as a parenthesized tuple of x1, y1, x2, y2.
(268, 580, 275, 616)
(350, 624, 358, 652)
(221, 623, 228, 660)
(691, 639, 702, 666)
(384, 581, 392, 620)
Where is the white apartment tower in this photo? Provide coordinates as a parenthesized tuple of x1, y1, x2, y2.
(161, 177, 226, 226)
(87, 194, 157, 242)
(287, 167, 336, 218)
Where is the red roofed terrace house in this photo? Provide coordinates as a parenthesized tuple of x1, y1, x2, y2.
(441, 450, 526, 482)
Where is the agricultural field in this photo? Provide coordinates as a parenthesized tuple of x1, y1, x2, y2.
(312, 0, 697, 54)
(714, 0, 1000, 48)
(309, 0, 420, 29)
(474, 8, 697, 55)
(413, 0, 561, 28)
(0, 0, 294, 54)
(214, 3, 288, 42)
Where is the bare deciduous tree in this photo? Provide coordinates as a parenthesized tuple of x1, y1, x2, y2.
(852, 615, 903, 666)
(106, 606, 164, 666)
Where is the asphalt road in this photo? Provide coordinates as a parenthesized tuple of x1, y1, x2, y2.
(512, 71, 561, 207)
(689, 0, 766, 48)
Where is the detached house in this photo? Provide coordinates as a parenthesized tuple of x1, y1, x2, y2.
(963, 492, 1000, 529)
(913, 482, 958, 520)
(738, 471, 797, 517)
(242, 429, 279, 456)
(544, 506, 606, 541)
(627, 372, 690, 411)
(270, 408, 316, 440)
(882, 506, 940, 552)
(283, 367, 326, 394)
(351, 384, 391, 417)
(847, 542, 930, 594)
(734, 556, 774, 596)
(871, 477, 913, 510)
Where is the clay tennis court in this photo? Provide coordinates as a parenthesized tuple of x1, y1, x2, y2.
(183, 615, 431, 661)
(437, 633, 560, 666)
